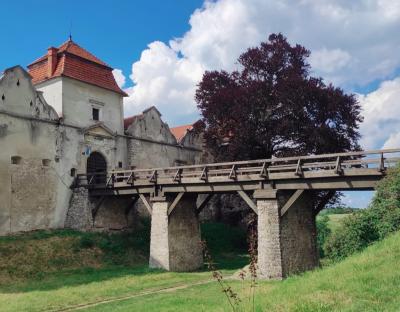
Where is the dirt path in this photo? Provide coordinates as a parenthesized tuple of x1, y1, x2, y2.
(51, 279, 215, 312)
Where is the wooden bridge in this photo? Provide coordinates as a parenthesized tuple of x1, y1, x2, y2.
(75, 148, 400, 194)
(73, 148, 400, 279)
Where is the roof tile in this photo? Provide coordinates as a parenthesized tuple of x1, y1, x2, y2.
(28, 39, 127, 96)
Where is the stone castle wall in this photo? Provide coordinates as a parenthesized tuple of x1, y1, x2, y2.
(0, 66, 205, 235)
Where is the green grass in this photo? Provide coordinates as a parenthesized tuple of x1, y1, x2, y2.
(326, 213, 352, 231)
(0, 221, 248, 312)
(317, 213, 352, 232)
(82, 230, 400, 312)
(1, 221, 399, 311)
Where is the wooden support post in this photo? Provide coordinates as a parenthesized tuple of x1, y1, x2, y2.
(280, 190, 304, 216)
(379, 153, 385, 172)
(200, 167, 208, 182)
(334, 156, 342, 175)
(127, 172, 136, 185)
(295, 159, 302, 176)
(173, 168, 182, 182)
(196, 194, 213, 214)
(259, 162, 269, 178)
(237, 190, 258, 214)
(149, 170, 157, 183)
(106, 174, 115, 187)
(229, 165, 237, 180)
(167, 192, 185, 216)
(139, 194, 152, 215)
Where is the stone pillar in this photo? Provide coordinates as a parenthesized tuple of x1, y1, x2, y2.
(149, 199, 170, 269)
(149, 193, 203, 272)
(255, 189, 318, 280)
(256, 190, 283, 280)
(280, 191, 319, 275)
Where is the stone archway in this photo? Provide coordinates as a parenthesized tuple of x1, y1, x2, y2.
(87, 151, 107, 185)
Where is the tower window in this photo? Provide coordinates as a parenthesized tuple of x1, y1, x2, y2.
(92, 108, 100, 121)
(42, 159, 51, 167)
(11, 156, 22, 165)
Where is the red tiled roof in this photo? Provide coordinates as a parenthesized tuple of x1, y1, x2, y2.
(27, 39, 127, 96)
(170, 124, 193, 142)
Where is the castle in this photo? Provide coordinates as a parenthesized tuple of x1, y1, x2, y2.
(0, 39, 206, 235)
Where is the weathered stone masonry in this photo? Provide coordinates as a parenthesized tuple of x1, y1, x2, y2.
(255, 189, 318, 279)
(149, 193, 203, 272)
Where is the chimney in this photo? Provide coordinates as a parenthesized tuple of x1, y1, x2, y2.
(47, 47, 58, 77)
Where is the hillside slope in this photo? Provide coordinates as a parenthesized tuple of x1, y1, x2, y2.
(0, 224, 399, 311)
(82, 230, 400, 312)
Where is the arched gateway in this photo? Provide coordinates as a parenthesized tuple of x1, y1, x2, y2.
(87, 152, 107, 185)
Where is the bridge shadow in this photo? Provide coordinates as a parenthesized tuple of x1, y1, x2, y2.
(201, 221, 249, 271)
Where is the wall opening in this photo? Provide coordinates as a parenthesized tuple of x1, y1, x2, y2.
(11, 156, 22, 165)
(42, 159, 51, 167)
(70, 168, 77, 177)
(92, 108, 100, 121)
(87, 152, 107, 185)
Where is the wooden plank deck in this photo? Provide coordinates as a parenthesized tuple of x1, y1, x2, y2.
(73, 148, 400, 196)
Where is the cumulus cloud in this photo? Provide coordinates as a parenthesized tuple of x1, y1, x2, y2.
(113, 69, 126, 88)
(359, 77, 400, 150)
(122, 0, 400, 126)
(310, 48, 352, 73)
(123, 41, 205, 119)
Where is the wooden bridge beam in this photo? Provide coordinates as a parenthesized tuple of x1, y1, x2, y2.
(280, 190, 304, 217)
(167, 192, 185, 216)
(139, 194, 152, 215)
(237, 190, 258, 214)
(196, 194, 213, 214)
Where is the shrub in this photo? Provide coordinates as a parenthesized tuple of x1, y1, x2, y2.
(325, 164, 400, 260)
(316, 215, 331, 258)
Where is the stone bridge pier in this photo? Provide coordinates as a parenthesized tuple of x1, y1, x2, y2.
(255, 189, 318, 280)
(74, 149, 397, 279)
(145, 189, 318, 279)
(148, 193, 203, 271)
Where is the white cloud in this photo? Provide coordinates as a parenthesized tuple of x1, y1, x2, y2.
(383, 133, 400, 149)
(122, 0, 400, 125)
(123, 41, 204, 119)
(359, 77, 400, 150)
(310, 48, 352, 74)
(113, 69, 126, 88)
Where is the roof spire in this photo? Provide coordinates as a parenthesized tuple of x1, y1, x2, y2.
(68, 21, 73, 41)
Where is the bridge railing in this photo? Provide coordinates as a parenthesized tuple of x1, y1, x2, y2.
(73, 148, 400, 189)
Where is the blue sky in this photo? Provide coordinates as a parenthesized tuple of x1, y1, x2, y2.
(0, 1, 202, 78)
(1, 0, 399, 208)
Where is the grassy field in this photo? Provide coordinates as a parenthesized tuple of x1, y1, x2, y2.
(0, 221, 247, 312)
(1, 217, 399, 311)
(317, 211, 353, 232)
(326, 213, 350, 231)
(70, 230, 400, 312)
